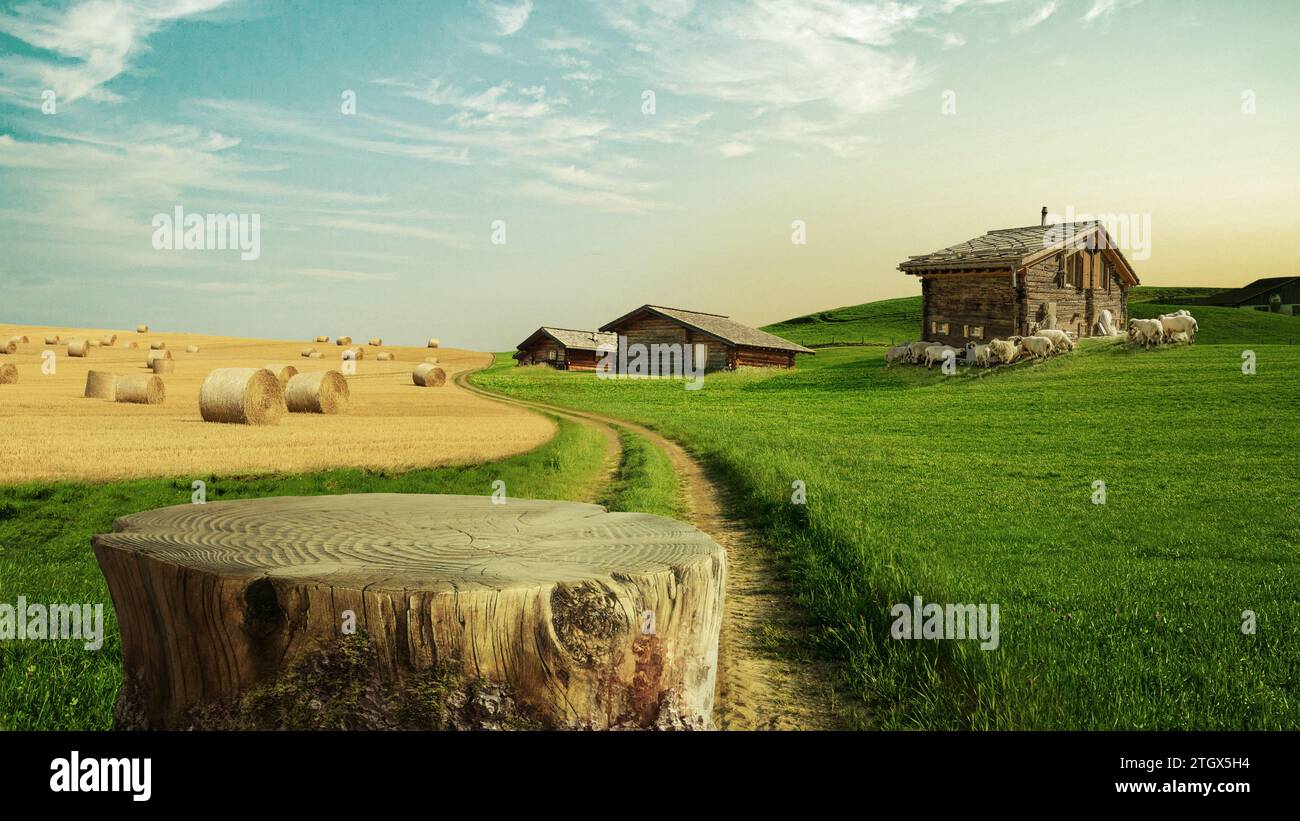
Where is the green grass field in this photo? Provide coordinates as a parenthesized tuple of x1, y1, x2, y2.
(0, 411, 685, 730)
(476, 301, 1300, 729)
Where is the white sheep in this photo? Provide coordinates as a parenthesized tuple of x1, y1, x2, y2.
(924, 344, 961, 369)
(987, 339, 1020, 365)
(907, 340, 932, 364)
(1020, 335, 1054, 360)
(1128, 318, 1164, 348)
(965, 341, 993, 367)
(1035, 328, 1075, 352)
(885, 344, 911, 366)
(1158, 313, 1198, 343)
(1168, 331, 1191, 345)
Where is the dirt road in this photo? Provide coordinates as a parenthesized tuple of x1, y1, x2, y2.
(455, 367, 847, 730)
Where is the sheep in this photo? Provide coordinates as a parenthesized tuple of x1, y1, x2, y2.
(885, 344, 911, 366)
(1128, 318, 1164, 348)
(906, 340, 932, 364)
(965, 341, 993, 367)
(924, 344, 961, 369)
(1020, 335, 1055, 361)
(988, 338, 1020, 365)
(1158, 313, 1198, 343)
(1168, 331, 1191, 345)
(1162, 309, 1192, 318)
(1035, 328, 1075, 352)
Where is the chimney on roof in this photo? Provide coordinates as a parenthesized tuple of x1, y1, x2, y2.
(1041, 206, 1048, 227)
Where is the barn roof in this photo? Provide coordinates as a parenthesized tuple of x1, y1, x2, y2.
(899, 221, 1139, 284)
(600, 305, 815, 355)
(514, 327, 616, 356)
(1193, 276, 1300, 305)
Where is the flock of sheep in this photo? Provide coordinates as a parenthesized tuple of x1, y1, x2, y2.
(886, 327, 1077, 370)
(885, 309, 1200, 370)
(1126, 310, 1199, 348)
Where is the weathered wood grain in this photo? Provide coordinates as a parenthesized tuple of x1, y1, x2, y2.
(92, 493, 725, 730)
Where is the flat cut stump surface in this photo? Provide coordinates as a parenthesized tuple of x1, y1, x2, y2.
(92, 493, 725, 729)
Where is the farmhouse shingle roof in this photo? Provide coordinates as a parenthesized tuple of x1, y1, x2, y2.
(900, 222, 1103, 269)
(899, 221, 1139, 284)
(513, 327, 616, 357)
(601, 305, 814, 355)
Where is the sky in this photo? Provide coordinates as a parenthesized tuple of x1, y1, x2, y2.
(1, 0, 1296, 350)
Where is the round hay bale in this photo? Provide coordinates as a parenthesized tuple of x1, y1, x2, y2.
(368, 337, 382, 346)
(67, 340, 89, 357)
(146, 349, 172, 366)
(0, 363, 18, 384)
(87, 339, 100, 347)
(376, 351, 394, 361)
(151, 358, 176, 374)
(426, 338, 439, 348)
(100, 334, 117, 347)
(44, 335, 60, 345)
(150, 340, 166, 350)
(264, 364, 298, 387)
(0, 341, 15, 355)
(9, 335, 29, 345)
(412, 363, 446, 387)
(343, 347, 364, 361)
(423, 357, 439, 364)
(115, 374, 165, 405)
(307, 351, 323, 359)
(336, 336, 352, 346)
(300, 347, 317, 358)
(185, 344, 200, 354)
(136, 325, 149, 333)
(314, 335, 329, 343)
(285, 369, 349, 414)
(124, 341, 139, 349)
(199, 368, 284, 426)
(84, 370, 118, 399)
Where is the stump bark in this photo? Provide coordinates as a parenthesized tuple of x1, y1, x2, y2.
(92, 494, 725, 729)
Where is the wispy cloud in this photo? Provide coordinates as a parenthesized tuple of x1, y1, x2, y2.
(0, 0, 235, 106)
(477, 0, 533, 36)
(1010, 1, 1058, 35)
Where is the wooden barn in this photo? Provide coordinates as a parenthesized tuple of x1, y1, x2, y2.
(599, 304, 814, 371)
(898, 216, 1140, 347)
(513, 327, 617, 371)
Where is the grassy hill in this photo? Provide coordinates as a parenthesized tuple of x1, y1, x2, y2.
(764, 296, 920, 347)
(767, 291, 1298, 347)
(479, 296, 1300, 730)
(1128, 285, 1230, 303)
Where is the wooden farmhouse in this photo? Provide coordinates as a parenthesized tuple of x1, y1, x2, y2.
(898, 218, 1140, 347)
(513, 327, 617, 371)
(599, 304, 814, 371)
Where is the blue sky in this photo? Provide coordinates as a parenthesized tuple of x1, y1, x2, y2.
(1, 0, 1296, 349)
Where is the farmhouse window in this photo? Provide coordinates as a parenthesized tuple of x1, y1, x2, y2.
(940, 322, 950, 335)
(547, 349, 556, 361)
(1070, 254, 1084, 289)
(972, 326, 984, 339)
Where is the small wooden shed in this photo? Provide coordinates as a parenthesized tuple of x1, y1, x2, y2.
(513, 327, 617, 371)
(899, 219, 1140, 347)
(599, 305, 814, 371)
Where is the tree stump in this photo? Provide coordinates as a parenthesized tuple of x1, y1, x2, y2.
(92, 494, 725, 729)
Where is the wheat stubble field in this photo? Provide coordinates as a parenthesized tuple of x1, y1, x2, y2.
(0, 324, 553, 483)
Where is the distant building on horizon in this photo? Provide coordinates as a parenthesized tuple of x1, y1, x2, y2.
(1188, 276, 1300, 315)
(899, 214, 1140, 347)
